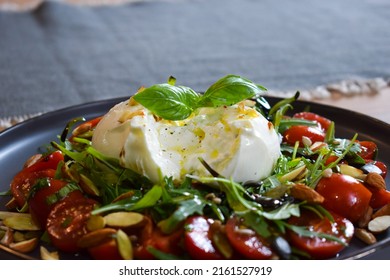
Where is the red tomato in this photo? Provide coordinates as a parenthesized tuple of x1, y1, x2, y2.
(293, 112, 332, 131)
(357, 141, 378, 160)
(316, 173, 372, 223)
(367, 187, 390, 209)
(283, 125, 325, 147)
(184, 216, 224, 260)
(10, 151, 64, 208)
(46, 198, 97, 253)
(225, 216, 273, 260)
(288, 210, 354, 259)
(70, 116, 103, 140)
(10, 169, 56, 208)
(25, 151, 64, 173)
(133, 216, 184, 259)
(29, 179, 84, 228)
(88, 239, 122, 260)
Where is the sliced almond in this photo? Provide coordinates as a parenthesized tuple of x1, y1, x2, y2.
(116, 229, 133, 260)
(365, 172, 386, 190)
(103, 212, 145, 229)
(279, 165, 306, 183)
(40, 246, 59, 260)
(9, 237, 38, 253)
(357, 206, 373, 228)
(290, 183, 324, 204)
(354, 228, 377, 245)
(368, 215, 390, 233)
(112, 191, 135, 203)
(77, 228, 117, 248)
(3, 215, 41, 231)
(339, 164, 366, 180)
(372, 203, 390, 219)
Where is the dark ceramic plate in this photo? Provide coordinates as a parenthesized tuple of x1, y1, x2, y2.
(1, 97, 389, 260)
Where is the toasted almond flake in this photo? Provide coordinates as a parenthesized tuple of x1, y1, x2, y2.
(357, 206, 373, 228)
(86, 215, 106, 232)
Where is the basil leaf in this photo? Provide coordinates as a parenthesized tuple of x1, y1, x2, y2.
(199, 75, 266, 107)
(133, 83, 200, 120)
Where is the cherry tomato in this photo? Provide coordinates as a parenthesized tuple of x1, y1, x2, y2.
(316, 173, 372, 223)
(293, 112, 332, 131)
(88, 239, 122, 260)
(288, 210, 354, 259)
(367, 187, 390, 209)
(356, 141, 378, 160)
(283, 125, 325, 147)
(70, 116, 103, 140)
(10, 169, 56, 208)
(46, 198, 97, 253)
(10, 151, 64, 208)
(29, 178, 84, 228)
(184, 216, 224, 260)
(133, 216, 184, 259)
(225, 216, 273, 260)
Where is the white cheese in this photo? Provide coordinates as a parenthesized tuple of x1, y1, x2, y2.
(92, 98, 281, 184)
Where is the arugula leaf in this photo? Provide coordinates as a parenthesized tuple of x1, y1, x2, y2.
(133, 83, 200, 120)
(158, 197, 205, 234)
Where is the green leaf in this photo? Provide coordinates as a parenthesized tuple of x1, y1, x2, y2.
(199, 75, 266, 107)
(133, 83, 200, 120)
(158, 197, 205, 234)
(262, 203, 300, 220)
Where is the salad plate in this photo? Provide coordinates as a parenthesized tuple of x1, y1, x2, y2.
(1, 96, 389, 260)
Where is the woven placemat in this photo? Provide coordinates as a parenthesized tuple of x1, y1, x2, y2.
(1, 77, 388, 133)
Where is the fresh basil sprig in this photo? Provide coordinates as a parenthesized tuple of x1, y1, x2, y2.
(133, 74, 267, 120)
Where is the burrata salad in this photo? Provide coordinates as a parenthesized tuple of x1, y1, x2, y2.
(2, 75, 389, 260)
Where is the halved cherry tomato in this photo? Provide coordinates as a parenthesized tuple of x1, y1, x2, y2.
(366, 187, 390, 209)
(283, 125, 325, 147)
(316, 173, 372, 223)
(356, 141, 378, 160)
(29, 178, 84, 228)
(70, 116, 103, 140)
(225, 215, 273, 260)
(288, 210, 354, 259)
(184, 216, 224, 260)
(88, 239, 122, 260)
(133, 216, 184, 259)
(46, 197, 97, 253)
(293, 112, 332, 131)
(10, 169, 56, 208)
(26, 151, 64, 173)
(10, 151, 64, 208)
